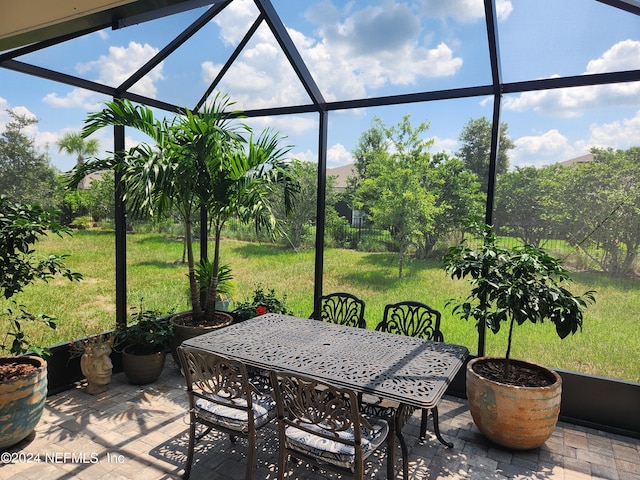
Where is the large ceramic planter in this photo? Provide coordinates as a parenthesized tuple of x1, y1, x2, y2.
(122, 345, 166, 385)
(170, 311, 234, 365)
(0, 356, 48, 449)
(466, 357, 562, 450)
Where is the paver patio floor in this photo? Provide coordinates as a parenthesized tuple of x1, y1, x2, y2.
(2, 360, 638, 479)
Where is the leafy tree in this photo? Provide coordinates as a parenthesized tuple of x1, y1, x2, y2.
(0, 110, 58, 207)
(549, 147, 640, 276)
(85, 170, 115, 223)
(350, 118, 483, 267)
(0, 195, 82, 355)
(353, 116, 438, 277)
(494, 166, 549, 246)
(419, 153, 483, 256)
(273, 160, 337, 249)
(457, 116, 514, 193)
(57, 131, 99, 170)
(348, 121, 386, 195)
(72, 96, 299, 323)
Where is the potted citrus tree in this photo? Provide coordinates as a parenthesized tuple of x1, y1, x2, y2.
(0, 195, 82, 448)
(443, 220, 595, 450)
(72, 94, 299, 354)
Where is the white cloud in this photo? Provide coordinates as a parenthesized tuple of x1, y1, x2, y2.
(42, 89, 104, 110)
(41, 41, 164, 112)
(431, 135, 458, 155)
(291, 149, 317, 164)
(495, 0, 514, 21)
(327, 143, 353, 167)
(313, 1, 463, 92)
(511, 129, 577, 167)
(0, 97, 8, 116)
(0, 100, 29, 132)
(205, 0, 463, 110)
(586, 39, 640, 74)
(0, 101, 53, 158)
(239, 114, 316, 138)
(285, 143, 354, 167)
(79, 41, 164, 97)
(213, 0, 257, 45)
(419, 0, 512, 23)
(504, 41, 640, 117)
(510, 110, 640, 168)
(586, 110, 640, 151)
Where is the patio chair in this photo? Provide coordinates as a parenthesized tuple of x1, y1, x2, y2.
(177, 346, 276, 480)
(373, 300, 450, 446)
(270, 370, 396, 480)
(310, 292, 367, 328)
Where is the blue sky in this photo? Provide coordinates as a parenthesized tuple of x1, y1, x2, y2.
(1, 0, 639, 172)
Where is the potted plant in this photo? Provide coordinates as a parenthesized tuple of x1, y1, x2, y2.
(115, 304, 174, 385)
(194, 261, 235, 312)
(73, 94, 299, 348)
(232, 285, 293, 322)
(0, 196, 82, 449)
(443, 220, 595, 450)
(68, 329, 115, 394)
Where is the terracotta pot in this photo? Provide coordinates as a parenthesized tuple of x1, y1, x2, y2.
(122, 345, 166, 385)
(466, 357, 562, 450)
(170, 311, 234, 365)
(80, 344, 113, 395)
(0, 356, 48, 449)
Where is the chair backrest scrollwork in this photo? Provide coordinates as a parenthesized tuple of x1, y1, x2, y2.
(312, 292, 366, 329)
(376, 300, 444, 342)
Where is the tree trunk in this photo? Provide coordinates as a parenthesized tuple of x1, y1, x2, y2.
(203, 223, 222, 320)
(185, 217, 203, 322)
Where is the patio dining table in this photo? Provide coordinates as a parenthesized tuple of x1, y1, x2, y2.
(182, 313, 469, 478)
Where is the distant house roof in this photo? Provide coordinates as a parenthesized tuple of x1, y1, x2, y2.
(559, 153, 594, 167)
(327, 164, 356, 190)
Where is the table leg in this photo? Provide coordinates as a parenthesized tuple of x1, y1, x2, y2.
(431, 406, 454, 448)
(395, 404, 412, 480)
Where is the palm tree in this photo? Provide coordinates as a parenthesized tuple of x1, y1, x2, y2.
(58, 132, 99, 189)
(71, 94, 299, 324)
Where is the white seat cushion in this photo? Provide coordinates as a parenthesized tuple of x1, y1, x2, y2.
(284, 415, 389, 470)
(195, 394, 276, 433)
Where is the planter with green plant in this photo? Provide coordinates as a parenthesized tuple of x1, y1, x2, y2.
(443, 220, 595, 450)
(115, 305, 173, 385)
(73, 94, 299, 353)
(0, 196, 82, 448)
(232, 285, 293, 322)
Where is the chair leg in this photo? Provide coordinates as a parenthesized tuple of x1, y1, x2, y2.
(183, 420, 197, 480)
(246, 431, 256, 480)
(278, 449, 287, 480)
(431, 407, 454, 448)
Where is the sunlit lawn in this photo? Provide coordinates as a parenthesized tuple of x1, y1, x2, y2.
(4, 229, 639, 383)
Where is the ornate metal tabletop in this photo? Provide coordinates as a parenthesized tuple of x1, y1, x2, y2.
(184, 313, 468, 409)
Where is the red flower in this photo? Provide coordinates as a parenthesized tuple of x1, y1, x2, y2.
(256, 305, 267, 316)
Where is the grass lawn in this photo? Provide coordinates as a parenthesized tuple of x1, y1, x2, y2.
(3, 230, 639, 383)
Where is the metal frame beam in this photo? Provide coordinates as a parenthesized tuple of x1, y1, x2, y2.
(2, 0, 640, 365)
(118, 1, 232, 95)
(253, 0, 325, 109)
